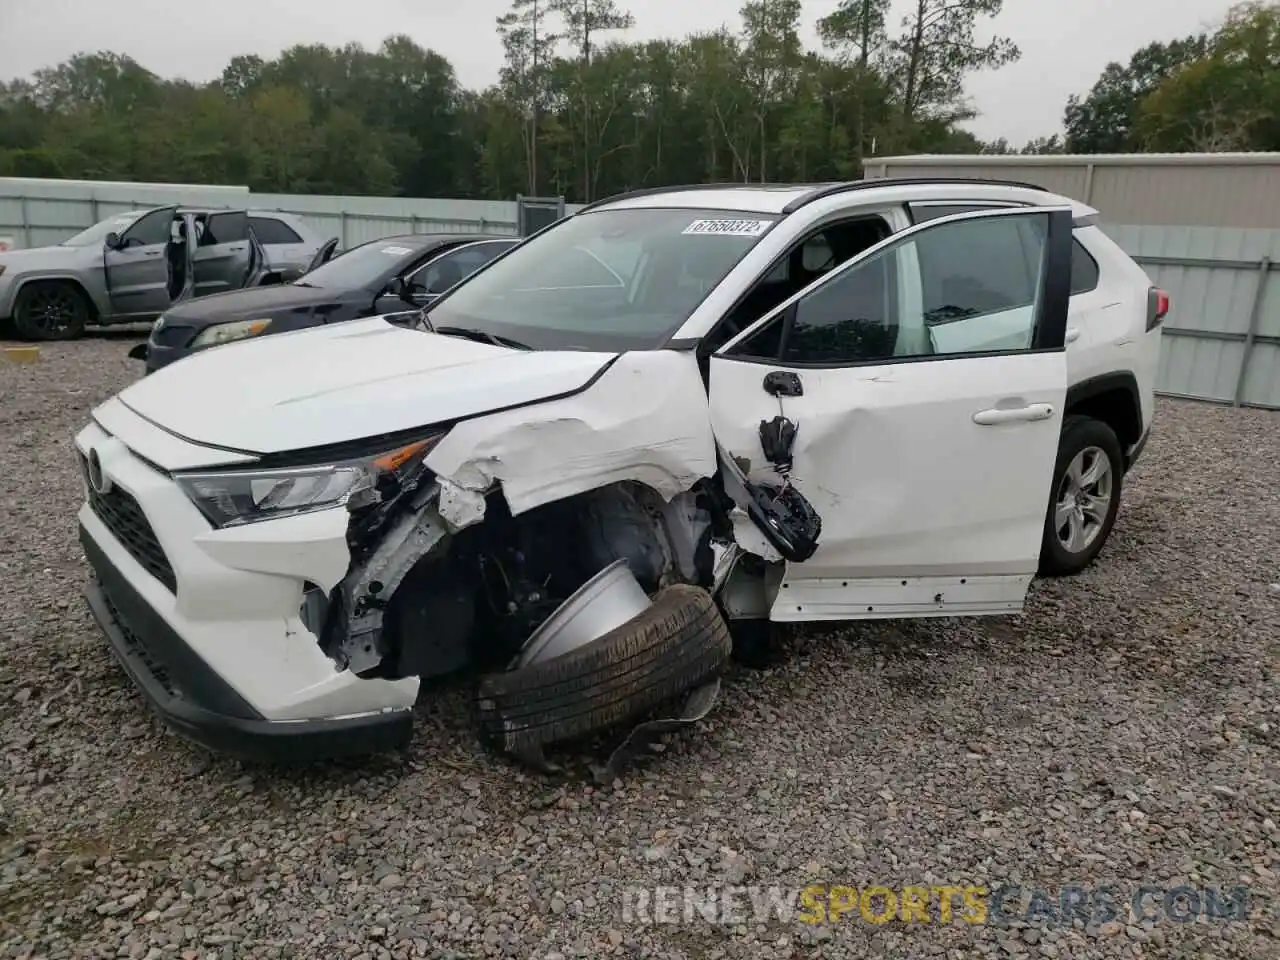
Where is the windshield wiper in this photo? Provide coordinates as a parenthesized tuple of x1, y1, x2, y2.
(432, 325, 531, 351)
(293, 281, 318, 288)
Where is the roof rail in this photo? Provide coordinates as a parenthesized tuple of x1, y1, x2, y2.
(575, 181, 833, 215)
(780, 177, 1050, 214)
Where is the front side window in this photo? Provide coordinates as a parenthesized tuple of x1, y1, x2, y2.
(119, 208, 175, 248)
(423, 208, 779, 351)
(412, 242, 515, 294)
(731, 211, 1053, 365)
(61, 211, 146, 247)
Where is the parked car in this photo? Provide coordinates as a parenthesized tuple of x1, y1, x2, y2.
(132, 233, 519, 373)
(74, 178, 1167, 764)
(0, 206, 332, 340)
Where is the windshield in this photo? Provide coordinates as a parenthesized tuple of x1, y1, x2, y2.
(300, 238, 421, 288)
(60, 211, 145, 247)
(423, 207, 779, 350)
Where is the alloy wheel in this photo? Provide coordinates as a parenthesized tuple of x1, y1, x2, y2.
(23, 286, 80, 336)
(1053, 445, 1113, 554)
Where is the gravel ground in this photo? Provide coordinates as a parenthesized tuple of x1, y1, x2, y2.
(2, 335, 1278, 960)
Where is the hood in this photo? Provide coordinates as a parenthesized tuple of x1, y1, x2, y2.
(116, 317, 618, 455)
(0, 245, 88, 271)
(160, 282, 353, 326)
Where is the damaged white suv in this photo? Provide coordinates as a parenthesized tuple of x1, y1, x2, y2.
(75, 178, 1168, 765)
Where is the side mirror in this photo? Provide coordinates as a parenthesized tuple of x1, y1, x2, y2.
(104, 232, 122, 250)
(390, 277, 422, 304)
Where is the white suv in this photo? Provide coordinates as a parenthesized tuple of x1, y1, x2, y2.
(74, 178, 1167, 762)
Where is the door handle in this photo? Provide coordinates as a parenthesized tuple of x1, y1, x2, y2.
(972, 403, 1054, 425)
(228, 246, 245, 252)
(143, 250, 162, 257)
(763, 370, 803, 397)
(1065, 327, 1081, 344)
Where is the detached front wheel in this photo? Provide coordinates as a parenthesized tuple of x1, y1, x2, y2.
(13, 281, 90, 340)
(1038, 416, 1124, 576)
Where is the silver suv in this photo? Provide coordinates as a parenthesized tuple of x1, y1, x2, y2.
(0, 206, 330, 339)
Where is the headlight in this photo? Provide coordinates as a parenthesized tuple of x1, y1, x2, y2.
(190, 318, 272, 348)
(175, 434, 444, 528)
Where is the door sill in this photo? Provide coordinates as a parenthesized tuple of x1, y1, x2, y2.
(769, 574, 1031, 621)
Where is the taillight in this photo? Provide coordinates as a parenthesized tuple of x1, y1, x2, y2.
(1147, 286, 1170, 331)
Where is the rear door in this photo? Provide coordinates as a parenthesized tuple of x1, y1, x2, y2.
(104, 205, 177, 317)
(192, 210, 252, 297)
(708, 206, 1075, 621)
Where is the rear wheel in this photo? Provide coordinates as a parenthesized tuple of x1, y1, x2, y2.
(13, 281, 90, 340)
(1038, 416, 1124, 576)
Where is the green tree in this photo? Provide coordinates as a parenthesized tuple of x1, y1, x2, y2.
(1062, 34, 1208, 152)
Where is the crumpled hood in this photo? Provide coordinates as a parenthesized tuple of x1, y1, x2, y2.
(115, 317, 618, 455)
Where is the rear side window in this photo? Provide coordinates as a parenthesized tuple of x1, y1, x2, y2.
(203, 211, 248, 245)
(1069, 237, 1100, 294)
(249, 216, 303, 244)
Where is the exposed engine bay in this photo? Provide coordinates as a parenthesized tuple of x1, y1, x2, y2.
(288, 347, 823, 771)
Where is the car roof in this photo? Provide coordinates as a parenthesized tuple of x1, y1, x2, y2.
(582, 178, 1097, 219)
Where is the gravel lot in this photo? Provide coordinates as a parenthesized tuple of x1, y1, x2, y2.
(2, 336, 1277, 960)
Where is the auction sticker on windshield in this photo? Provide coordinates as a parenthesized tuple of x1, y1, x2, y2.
(682, 219, 772, 237)
(381, 245, 414, 255)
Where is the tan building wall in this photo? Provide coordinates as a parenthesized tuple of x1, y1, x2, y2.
(862, 153, 1280, 229)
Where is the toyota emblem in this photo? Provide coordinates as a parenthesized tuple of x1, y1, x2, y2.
(87, 448, 111, 495)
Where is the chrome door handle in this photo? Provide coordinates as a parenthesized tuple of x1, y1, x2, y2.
(973, 403, 1054, 425)
(1065, 327, 1081, 343)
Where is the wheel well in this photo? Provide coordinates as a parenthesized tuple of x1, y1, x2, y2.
(16, 277, 100, 322)
(1065, 385, 1141, 448)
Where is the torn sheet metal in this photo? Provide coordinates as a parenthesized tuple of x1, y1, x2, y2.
(436, 477, 487, 531)
(425, 351, 717, 519)
(590, 679, 723, 783)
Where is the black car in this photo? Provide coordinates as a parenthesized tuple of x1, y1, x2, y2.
(131, 233, 519, 373)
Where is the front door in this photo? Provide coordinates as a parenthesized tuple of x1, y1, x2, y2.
(104, 206, 177, 317)
(192, 210, 252, 297)
(708, 206, 1075, 621)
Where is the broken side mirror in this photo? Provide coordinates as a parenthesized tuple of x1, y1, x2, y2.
(104, 232, 123, 251)
(389, 277, 422, 304)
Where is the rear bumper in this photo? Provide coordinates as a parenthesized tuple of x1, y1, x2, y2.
(81, 524, 413, 762)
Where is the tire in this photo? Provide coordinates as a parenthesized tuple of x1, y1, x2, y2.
(1038, 415, 1124, 577)
(13, 281, 90, 341)
(475, 583, 732, 755)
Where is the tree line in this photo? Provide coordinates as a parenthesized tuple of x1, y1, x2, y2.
(0, 0, 1275, 203)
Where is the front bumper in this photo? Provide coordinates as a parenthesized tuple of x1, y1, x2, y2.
(75, 414, 420, 760)
(83, 527, 411, 761)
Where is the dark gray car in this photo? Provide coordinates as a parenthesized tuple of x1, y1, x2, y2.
(0, 206, 333, 340)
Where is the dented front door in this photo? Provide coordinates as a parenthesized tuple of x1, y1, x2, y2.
(708, 206, 1075, 621)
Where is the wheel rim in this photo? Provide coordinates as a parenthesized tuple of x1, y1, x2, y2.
(24, 287, 79, 334)
(1054, 445, 1113, 555)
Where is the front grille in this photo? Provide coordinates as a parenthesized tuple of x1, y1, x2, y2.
(97, 581, 179, 699)
(80, 453, 177, 593)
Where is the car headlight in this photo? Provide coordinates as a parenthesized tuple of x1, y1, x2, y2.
(190, 318, 272, 348)
(175, 434, 444, 528)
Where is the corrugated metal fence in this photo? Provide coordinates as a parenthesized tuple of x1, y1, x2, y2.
(0, 178, 585, 251)
(1107, 224, 1278, 410)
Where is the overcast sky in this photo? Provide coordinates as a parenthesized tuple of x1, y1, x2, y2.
(0, 0, 1236, 145)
